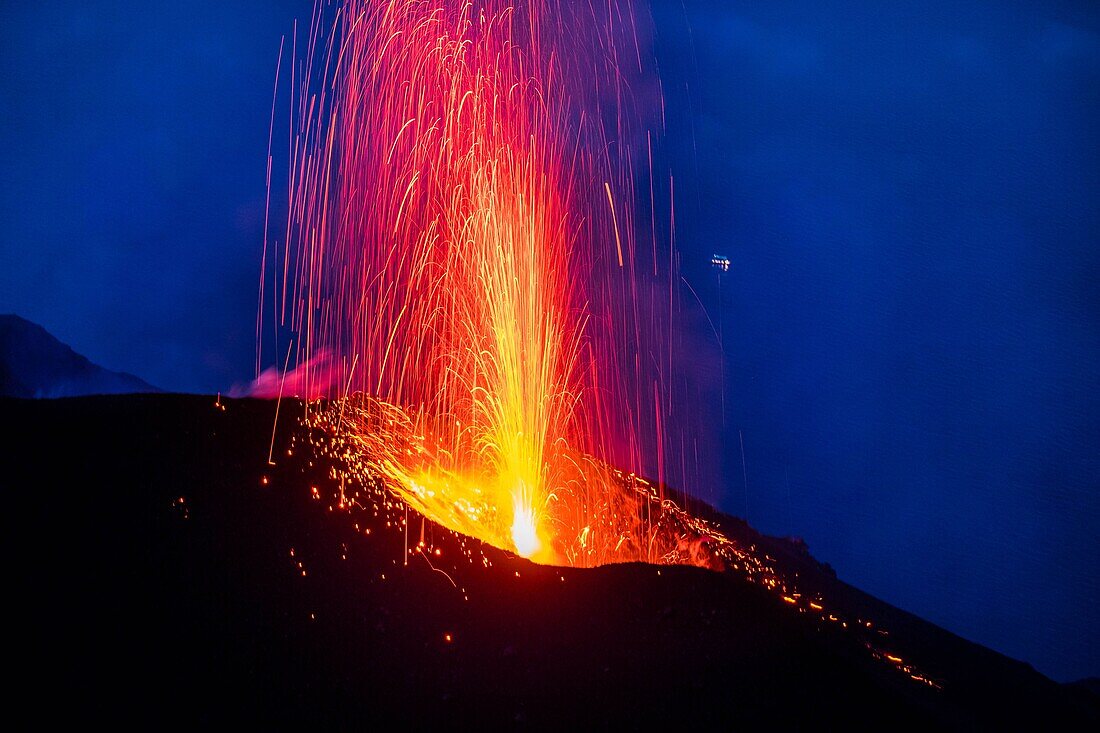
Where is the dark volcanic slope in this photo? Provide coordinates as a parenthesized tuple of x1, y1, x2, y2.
(4, 395, 1095, 728)
(0, 315, 158, 398)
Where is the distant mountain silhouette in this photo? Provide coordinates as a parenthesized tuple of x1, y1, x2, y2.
(0, 314, 158, 398)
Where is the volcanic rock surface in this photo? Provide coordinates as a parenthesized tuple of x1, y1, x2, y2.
(4, 394, 1096, 728)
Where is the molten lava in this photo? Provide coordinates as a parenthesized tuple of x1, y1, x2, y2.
(267, 0, 682, 565)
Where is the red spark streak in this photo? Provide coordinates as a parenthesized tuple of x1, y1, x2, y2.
(264, 0, 682, 565)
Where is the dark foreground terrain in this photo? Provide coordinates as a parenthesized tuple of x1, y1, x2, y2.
(3, 394, 1096, 728)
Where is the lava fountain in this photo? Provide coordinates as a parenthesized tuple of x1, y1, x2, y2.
(264, 0, 688, 566)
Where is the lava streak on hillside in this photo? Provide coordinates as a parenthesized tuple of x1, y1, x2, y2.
(297, 398, 941, 690)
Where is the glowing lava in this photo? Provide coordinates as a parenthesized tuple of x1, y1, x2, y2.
(265, 0, 679, 565)
(510, 494, 541, 560)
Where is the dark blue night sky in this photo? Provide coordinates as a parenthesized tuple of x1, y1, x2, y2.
(1, 1, 1096, 681)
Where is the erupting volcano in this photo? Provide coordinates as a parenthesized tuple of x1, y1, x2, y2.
(5, 0, 1096, 726)
(265, 0, 691, 566)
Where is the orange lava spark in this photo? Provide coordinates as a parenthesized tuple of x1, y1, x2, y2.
(268, 0, 679, 566)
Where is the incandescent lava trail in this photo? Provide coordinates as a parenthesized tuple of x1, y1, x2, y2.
(264, 0, 685, 566)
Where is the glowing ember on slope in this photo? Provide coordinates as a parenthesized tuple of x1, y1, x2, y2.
(265, 0, 680, 563)
(310, 397, 720, 567)
(286, 409, 941, 689)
